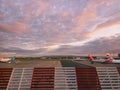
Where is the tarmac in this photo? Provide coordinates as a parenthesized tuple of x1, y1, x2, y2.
(0, 59, 120, 68)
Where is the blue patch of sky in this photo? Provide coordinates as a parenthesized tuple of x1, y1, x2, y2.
(97, 0, 120, 18)
(69, 0, 89, 15)
(0, 1, 27, 24)
(48, 0, 89, 16)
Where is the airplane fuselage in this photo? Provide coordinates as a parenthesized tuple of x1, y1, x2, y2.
(0, 58, 11, 62)
(91, 59, 120, 64)
(112, 59, 120, 63)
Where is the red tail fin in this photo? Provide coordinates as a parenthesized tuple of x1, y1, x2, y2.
(106, 53, 113, 60)
(88, 54, 94, 61)
(106, 53, 113, 63)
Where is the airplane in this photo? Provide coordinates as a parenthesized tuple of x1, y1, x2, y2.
(0, 56, 16, 63)
(88, 53, 120, 64)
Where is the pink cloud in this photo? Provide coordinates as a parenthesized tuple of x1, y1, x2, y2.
(67, 0, 119, 40)
(33, 0, 50, 16)
(0, 22, 30, 34)
(0, 14, 6, 18)
(88, 13, 120, 37)
(23, 0, 50, 18)
(65, 1, 98, 40)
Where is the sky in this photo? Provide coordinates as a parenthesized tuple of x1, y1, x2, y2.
(0, 0, 120, 57)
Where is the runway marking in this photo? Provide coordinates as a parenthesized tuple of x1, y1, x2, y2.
(7, 68, 33, 90)
(54, 67, 77, 90)
(96, 67, 120, 90)
(0, 67, 120, 90)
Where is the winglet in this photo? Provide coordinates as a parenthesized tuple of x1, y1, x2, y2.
(88, 54, 94, 61)
(106, 53, 113, 58)
(105, 53, 113, 63)
(7, 56, 16, 63)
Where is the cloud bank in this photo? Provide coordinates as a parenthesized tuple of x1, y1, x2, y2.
(0, 0, 120, 56)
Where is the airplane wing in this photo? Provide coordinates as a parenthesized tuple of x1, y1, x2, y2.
(91, 59, 106, 63)
(88, 54, 106, 64)
(111, 59, 120, 64)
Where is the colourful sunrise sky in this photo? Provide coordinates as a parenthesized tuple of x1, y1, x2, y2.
(0, 0, 120, 57)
